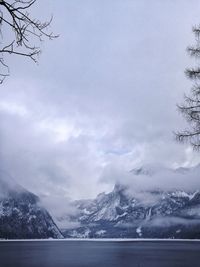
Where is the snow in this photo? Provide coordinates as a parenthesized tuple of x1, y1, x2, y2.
(115, 212, 127, 220)
(96, 230, 107, 236)
(70, 229, 91, 238)
(82, 208, 91, 215)
(145, 208, 152, 221)
(171, 190, 199, 200)
(136, 227, 142, 237)
(184, 205, 200, 217)
(189, 191, 199, 201)
(92, 197, 120, 221)
(172, 191, 191, 199)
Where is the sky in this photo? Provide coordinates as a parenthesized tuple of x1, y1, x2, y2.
(0, 0, 200, 205)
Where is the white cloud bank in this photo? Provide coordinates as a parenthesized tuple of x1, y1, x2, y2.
(0, 0, 200, 212)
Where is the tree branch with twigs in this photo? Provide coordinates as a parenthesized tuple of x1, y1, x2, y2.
(0, 0, 58, 83)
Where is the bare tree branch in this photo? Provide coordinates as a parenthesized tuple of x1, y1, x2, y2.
(0, 0, 58, 83)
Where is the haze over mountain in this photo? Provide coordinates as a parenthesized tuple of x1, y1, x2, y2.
(0, 164, 200, 239)
(1, 0, 200, 206)
(56, 164, 200, 239)
(1, 0, 200, 218)
(0, 171, 63, 239)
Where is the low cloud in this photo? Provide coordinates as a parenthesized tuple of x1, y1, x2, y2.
(148, 217, 200, 227)
(100, 163, 200, 195)
(0, 0, 200, 217)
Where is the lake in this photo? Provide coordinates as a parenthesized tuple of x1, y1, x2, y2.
(0, 240, 200, 267)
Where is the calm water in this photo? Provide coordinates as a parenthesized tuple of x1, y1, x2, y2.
(0, 240, 200, 267)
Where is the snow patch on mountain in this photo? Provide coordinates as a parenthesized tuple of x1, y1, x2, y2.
(61, 164, 200, 239)
(0, 170, 63, 239)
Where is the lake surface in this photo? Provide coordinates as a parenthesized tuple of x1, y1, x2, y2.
(0, 240, 200, 267)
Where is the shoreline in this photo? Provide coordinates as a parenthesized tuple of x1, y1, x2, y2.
(1, 238, 200, 242)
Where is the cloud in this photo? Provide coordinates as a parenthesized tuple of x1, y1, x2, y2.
(148, 217, 200, 228)
(0, 0, 200, 217)
(100, 163, 200, 198)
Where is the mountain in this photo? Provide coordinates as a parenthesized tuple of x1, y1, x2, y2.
(0, 170, 63, 239)
(62, 164, 200, 239)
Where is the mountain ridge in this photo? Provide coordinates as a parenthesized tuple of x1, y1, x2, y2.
(0, 170, 63, 239)
(61, 164, 200, 239)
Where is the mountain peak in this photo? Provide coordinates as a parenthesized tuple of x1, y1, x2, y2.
(113, 183, 127, 193)
(130, 163, 167, 176)
(63, 184, 200, 239)
(0, 170, 63, 239)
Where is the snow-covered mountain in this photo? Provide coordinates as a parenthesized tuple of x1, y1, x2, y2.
(62, 164, 200, 239)
(0, 171, 63, 239)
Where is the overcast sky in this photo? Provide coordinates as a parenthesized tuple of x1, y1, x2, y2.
(1, 0, 200, 203)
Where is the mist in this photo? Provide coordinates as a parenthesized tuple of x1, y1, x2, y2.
(1, 0, 200, 214)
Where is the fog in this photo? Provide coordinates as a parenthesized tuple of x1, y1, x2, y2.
(0, 0, 200, 214)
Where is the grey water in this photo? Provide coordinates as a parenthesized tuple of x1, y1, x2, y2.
(0, 240, 200, 267)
